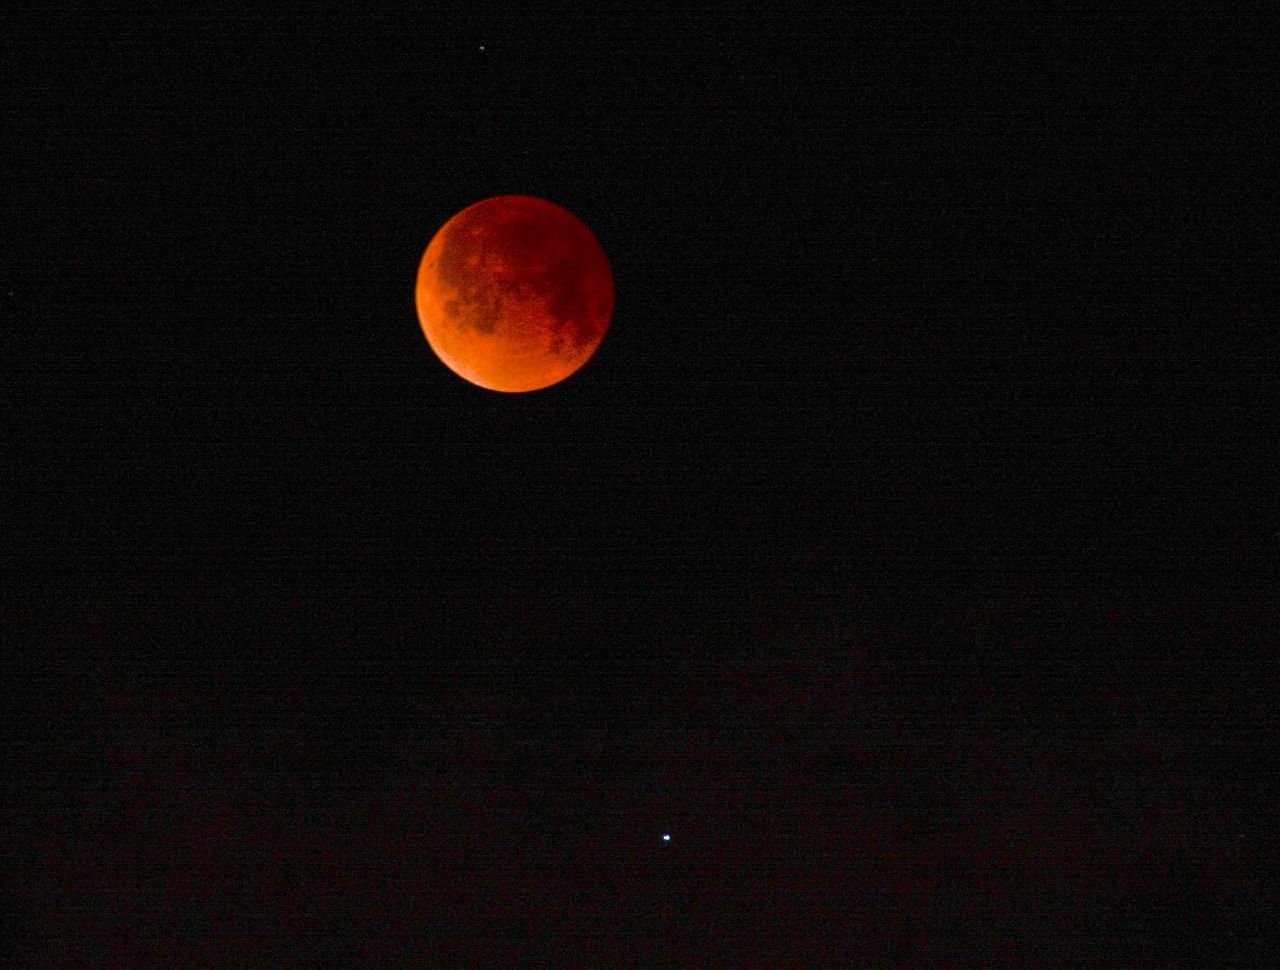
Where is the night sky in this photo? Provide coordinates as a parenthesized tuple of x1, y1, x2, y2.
(6, 6, 1275, 964)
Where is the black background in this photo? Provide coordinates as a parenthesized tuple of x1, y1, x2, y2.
(6, 5, 1276, 964)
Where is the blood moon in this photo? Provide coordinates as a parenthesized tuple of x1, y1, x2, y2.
(415, 196, 614, 392)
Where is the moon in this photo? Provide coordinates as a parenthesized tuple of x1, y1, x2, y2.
(415, 195, 615, 393)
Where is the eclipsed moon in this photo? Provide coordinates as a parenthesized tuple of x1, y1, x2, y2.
(415, 195, 615, 393)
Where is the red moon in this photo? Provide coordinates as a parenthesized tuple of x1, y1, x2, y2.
(415, 195, 614, 392)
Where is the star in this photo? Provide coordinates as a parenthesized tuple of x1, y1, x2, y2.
(662, 834, 671, 842)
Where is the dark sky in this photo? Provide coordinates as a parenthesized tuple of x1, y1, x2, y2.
(6, 6, 1275, 964)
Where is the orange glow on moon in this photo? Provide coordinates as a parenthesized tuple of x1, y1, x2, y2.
(415, 195, 615, 393)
